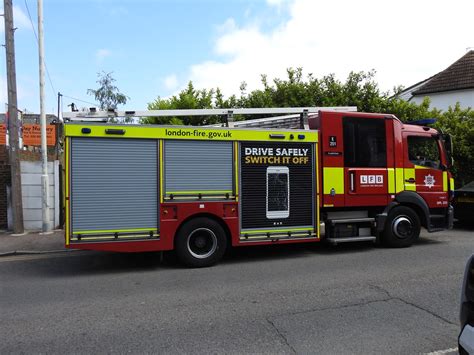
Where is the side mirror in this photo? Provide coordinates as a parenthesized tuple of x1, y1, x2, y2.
(442, 134, 454, 167)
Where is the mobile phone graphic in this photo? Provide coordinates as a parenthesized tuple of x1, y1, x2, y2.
(266, 166, 290, 219)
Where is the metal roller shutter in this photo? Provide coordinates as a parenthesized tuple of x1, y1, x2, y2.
(164, 140, 233, 196)
(71, 138, 158, 233)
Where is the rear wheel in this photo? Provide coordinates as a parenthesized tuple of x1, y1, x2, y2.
(382, 206, 420, 248)
(175, 217, 227, 267)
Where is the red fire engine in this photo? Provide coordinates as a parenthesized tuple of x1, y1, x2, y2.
(62, 108, 453, 267)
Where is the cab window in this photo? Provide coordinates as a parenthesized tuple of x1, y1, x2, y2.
(407, 136, 441, 169)
(343, 117, 387, 167)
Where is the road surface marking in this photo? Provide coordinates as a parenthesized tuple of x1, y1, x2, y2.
(424, 347, 458, 355)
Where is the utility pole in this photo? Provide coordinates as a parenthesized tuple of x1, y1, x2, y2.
(56, 92, 62, 159)
(4, 0, 24, 234)
(38, 0, 51, 233)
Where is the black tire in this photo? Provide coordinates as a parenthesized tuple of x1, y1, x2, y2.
(382, 206, 420, 248)
(175, 217, 227, 267)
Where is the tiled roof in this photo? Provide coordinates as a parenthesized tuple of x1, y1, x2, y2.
(413, 50, 474, 95)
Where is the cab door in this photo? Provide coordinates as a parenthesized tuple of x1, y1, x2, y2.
(403, 134, 447, 209)
(343, 116, 390, 206)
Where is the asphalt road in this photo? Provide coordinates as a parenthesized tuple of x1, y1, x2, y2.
(1, 226, 473, 354)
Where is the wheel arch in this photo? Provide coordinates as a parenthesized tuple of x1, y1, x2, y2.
(173, 213, 232, 249)
(394, 191, 429, 228)
(377, 192, 429, 232)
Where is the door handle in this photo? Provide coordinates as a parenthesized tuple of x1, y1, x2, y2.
(405, 178, 415, 183)
(349, 171, 355, 192)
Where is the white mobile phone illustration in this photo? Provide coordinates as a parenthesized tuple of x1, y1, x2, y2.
(266, 166, 290, 219)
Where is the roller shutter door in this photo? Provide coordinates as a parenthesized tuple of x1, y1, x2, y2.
(71, 138, 158, 234)
(164, 140, 233, 197)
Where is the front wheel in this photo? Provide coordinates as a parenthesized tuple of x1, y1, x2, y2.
(175, 217, 227, 267)
(382, 206, 420, 248)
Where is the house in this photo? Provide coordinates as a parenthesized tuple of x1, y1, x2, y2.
(397, 50, 474, 110)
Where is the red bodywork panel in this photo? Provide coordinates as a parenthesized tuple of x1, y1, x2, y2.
(313, 111, 396, 208)
(312, 111, 450, 210)
(160, 202, 239, 248)
(314, 111, 344, 207)
(401, 126, 450, 209)
(67, 199, 321, 252)
(67, 202, 239, 252)
(344, 167, 389, 206)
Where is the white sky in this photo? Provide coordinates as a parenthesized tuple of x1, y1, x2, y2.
(184, 0, 474, 98)
(0, 0, 473, 112)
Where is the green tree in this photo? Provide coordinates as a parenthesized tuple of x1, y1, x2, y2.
(145, 69, 473, 184)
(145, 82, 218, 125)
(434, 104, 474, 186)
(87, 71, 129, 110)
(239, 69, 387, 112)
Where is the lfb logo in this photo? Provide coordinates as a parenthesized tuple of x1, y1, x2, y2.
(360, 175, 384, 185)
(424, 174, 436, 189)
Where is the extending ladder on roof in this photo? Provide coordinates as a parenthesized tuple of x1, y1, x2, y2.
(62, 106, 357, 129)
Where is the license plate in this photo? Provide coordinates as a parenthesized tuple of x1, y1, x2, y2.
(457, 196, 474, 203)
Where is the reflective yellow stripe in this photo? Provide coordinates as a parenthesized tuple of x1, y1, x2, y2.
(450, 177, 455, 191)
(164, 196, 235, 201)
(64, 124, 318, 143)
(234, 141, 239, 202)
(65, 137, 70, 246)
(242, 227, 313, 234)
(323, 167, 344, 194)
(159, 140, 164, 203)
(404, 168, 416, 191)
(387, 168, 395, 194)
(73, 228, 158, 235)
(315, 143, 320, 237)
(240, 233, 315, 240)
(70, 234, 159, 241)
(166, 190, 232, 195)
(443, 171, 448, 192)
(395, 168, 405, 193)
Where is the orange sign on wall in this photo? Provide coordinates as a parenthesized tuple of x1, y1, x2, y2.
(0, 123, 56, 146)
(0, 124, 5, 145)
(22, 124, 56, 146)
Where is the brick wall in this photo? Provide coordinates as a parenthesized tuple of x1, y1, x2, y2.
(0, 146, 8, 163)
(19, 150, 56, 162)
(0, 148, 10, 228)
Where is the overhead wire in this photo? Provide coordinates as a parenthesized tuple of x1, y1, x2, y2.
(61, 94, 97, 108)
(24, 0, 101, 113)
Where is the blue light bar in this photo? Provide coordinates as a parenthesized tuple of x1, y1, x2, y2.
(408, 118, 437, 126)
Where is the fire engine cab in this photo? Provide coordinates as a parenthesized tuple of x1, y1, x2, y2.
(62, 108, 454, 267)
